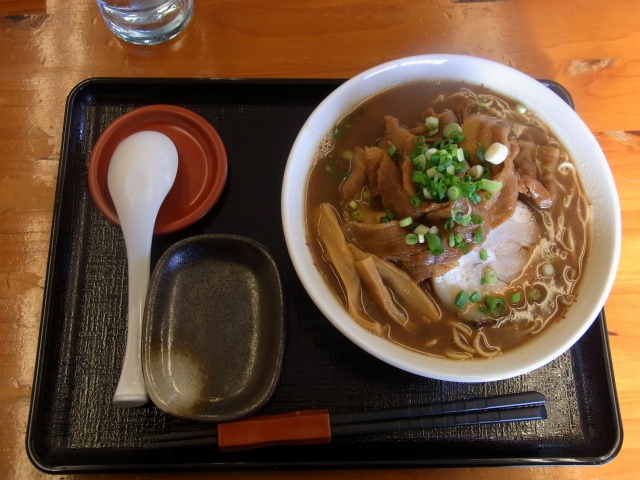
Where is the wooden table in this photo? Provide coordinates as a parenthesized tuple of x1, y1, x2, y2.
(1, 0, 638, 478)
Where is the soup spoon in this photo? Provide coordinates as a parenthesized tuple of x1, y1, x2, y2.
(108, 131, 179, 407)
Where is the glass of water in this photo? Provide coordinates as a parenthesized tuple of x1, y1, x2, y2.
(96, 0, 194, 45)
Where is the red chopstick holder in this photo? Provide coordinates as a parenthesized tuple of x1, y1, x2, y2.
(217, 409, 332, 452)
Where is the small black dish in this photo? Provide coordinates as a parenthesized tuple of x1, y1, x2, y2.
(142, 234, 285, 422)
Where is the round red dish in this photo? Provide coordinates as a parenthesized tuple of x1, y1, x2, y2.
(88, 105, 228, 235)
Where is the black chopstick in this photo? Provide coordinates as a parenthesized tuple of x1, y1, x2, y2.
(142, 391, 546, 450)
(329, 391, 545, 426)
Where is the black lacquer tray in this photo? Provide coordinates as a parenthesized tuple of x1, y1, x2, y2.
(27, 78, 622, 473)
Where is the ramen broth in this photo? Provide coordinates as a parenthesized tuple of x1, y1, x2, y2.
(305, 81, 590, 359)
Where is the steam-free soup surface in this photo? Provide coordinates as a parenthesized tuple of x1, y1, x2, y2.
(305, 80, 590, 360)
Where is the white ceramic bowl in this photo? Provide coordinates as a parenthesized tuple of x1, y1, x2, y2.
(281, 54, 620, 382)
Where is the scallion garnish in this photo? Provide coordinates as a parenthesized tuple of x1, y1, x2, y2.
(442, 123, 462, 139)
(425, 233, 444, 256)
(469, 291, 482, 303)
(447, 185, 461, 201)
(510, 292, 521, 304)
(480, 249, 488, 261)
(477, 179, 503, 193)
(481, 270, 497, 285)
(413, 224, 430, 236)
(444, 218, 454, 231)
(425, 116, 439, 132)
(387, 144, 397, 156)
(404, 233, 419, 245)
(471, 213, 483, 224)
(474, 227, 483, 244)
(399, 217, 413, 228)
(484, 296, 506, 315)
(410, 196, 421, 207)
(454, 290, 469, 310)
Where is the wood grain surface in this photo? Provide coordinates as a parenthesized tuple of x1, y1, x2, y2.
(1, 0, 638, 478)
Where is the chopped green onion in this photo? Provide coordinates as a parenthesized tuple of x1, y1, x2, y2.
(448, 233, 455, 247)
(428, 128, 439, 137)
(399, 217, 413, 228)
(425, 116, 439, 132)
(412, 154, 427, 170)
(449, 131, 465, 144)
(474, 227, 483, 244)
(333, 128, 344, 138)
(510, 292, 522, 304)
(469, 164, 484, 179)
(413, 224, 430, 236)
(484, 296, 506, 315)
(455, 291, 469, 310)
(342, 150, 353, 160)
(339, 171, 349, 181)
(480, 249, 488, 261)
(481, 270, 497, 285)
(425, 148, 438, 161)
(425, 233, 444, 256)
(443, 123, 462, 139)
(404, 233, 419, 245)
(516, 104, 527, 114)
(347, 200, 358, 211)
(469, 291, 482, 303)
(454, 233, 463, 244)
(410, 196, 421, 207)
(457, 214, 472, 227)
(447, 185, 461, 201)
(387, 144, 397, 156)
(415, 135, 426, 146)
(477, 179, 503, 193)
(485, 193, 493, 200)
(386, 211, 396, 220)
(444, 218, 455, 231)
(380, 217, 390, 224)
(484, 142, 509, 165)
(353, 210, 364, 221)
(471, 213, 483, 224)
(451, 208, 464, 221)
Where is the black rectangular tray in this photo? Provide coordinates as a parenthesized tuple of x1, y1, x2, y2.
(27, 78, 622, 473)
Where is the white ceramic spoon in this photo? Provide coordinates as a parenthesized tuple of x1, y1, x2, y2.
(108, 131, 179, 408)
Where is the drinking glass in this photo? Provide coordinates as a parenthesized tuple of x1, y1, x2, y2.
(95, 0, 194, 45)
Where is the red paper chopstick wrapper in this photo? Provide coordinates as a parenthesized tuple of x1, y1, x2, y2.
(217, 409, 332, 452)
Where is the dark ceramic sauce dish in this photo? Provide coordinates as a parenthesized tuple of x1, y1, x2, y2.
(142, 234, 285, 422)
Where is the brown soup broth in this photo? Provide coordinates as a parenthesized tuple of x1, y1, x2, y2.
(305, 80, 590, 359)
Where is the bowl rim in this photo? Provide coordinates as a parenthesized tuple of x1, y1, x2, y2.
(282, 54, 621, 382)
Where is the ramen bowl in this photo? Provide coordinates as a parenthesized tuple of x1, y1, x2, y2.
(281, 54, 620, 382)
